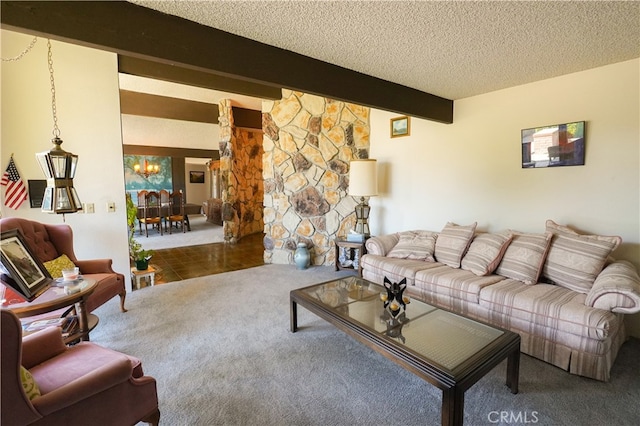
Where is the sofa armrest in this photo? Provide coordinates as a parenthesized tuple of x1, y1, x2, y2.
(365, 233, 399, 256)
(22, 327, 67, 369)
(586, 261, 640, 314)
(31, 357, 132, 416)
(74, 259, 116, 275)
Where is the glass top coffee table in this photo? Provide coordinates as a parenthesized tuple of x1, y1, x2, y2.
(290, 276, 520, 426)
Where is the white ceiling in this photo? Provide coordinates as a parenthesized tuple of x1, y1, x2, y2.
(130, 0, 640, 101)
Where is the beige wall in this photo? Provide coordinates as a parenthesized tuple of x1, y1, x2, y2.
(369, 59, 640, 335)
(1, 31, 132, 291)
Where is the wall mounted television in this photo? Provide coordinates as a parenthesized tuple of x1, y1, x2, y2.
(521, 121, 585, 168)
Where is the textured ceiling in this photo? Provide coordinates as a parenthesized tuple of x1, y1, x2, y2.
(130, 0, 640, 100)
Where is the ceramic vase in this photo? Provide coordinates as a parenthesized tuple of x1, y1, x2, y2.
(294, 243, 310, 270)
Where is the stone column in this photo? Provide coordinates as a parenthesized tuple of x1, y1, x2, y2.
(262, 90, 370, 266)
(219, 99, 264, 242)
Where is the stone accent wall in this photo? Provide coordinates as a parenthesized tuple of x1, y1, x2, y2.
(262, 90, 370, 265)
(219, 99, 264, 242)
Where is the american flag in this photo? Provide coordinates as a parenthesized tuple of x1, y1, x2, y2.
(1, 157, 28, 210)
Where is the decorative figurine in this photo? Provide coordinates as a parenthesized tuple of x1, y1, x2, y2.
(382, 276, 408, 317)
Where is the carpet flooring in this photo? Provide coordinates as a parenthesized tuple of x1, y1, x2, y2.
(92, 265, 640, 425)
(134, 215, 224, 251)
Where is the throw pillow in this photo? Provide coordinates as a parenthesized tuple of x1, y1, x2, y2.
(461, 232, 513, 276)
(20, 366, 41, 400)
(495, 231, 552, 285)
(43, 254, 76, 279)
(434, 222, 477, 268)
(387, 231, 437, 261)
(542, 220, 622, 293)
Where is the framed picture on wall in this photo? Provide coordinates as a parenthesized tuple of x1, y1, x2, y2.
(189, 171, 205, 183)
(390, 116, 410, 138)
(0, 229, 52, 301)
(521, 121, 585, 168)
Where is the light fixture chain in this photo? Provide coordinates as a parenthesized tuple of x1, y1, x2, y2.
(1, 36, 38, 62)
(47, 39, 61, 138)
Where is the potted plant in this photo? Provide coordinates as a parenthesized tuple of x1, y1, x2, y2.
(127, 194, 153, 270)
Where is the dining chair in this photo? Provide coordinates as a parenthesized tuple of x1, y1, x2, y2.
(140, 191, 163, 237)
(167, 191, 186, 234)
(159, 189, 171, 231)
(136, 190, 149, 235)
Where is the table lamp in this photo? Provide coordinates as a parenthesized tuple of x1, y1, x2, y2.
(348, 159, 378, 238)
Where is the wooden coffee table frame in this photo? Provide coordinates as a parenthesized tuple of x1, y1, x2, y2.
(290, 279, 520, 426)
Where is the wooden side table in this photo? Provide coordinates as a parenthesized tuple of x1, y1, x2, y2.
(131, 266, 156, 289)
(5, 279, 98, 343)
(334, 239, 366, 276)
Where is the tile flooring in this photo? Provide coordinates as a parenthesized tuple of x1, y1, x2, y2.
(137, 232, 265, 288)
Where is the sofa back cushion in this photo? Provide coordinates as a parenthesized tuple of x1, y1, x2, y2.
(495, 231, 552, 285)
(387, 231, 437, 261)
(434, 222, 477, 268)
(542, 220, 622, 293)
(461, 232, 513, 276)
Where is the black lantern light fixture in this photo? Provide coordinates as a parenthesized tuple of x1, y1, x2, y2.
(35, 39, 82, 215)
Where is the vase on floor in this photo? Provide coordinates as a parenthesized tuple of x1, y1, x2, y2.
(294, 243, 310, 270)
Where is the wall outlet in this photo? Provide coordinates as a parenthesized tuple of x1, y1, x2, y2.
(107, 202, 116, 212)
(83, 203, 95, 214)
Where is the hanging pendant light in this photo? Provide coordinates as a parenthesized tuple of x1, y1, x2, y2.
(35, 39, 82, 214)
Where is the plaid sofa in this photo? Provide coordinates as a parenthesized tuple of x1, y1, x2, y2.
(361, 222, 640, 382)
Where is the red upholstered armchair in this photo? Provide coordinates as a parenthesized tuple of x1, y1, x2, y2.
(0, 217, 126, 313)
(1, 309, 159, 425)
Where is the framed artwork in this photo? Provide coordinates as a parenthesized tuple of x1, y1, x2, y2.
(390, 116, 410, 138)
(521, 121, 585, 168)
(189, 171, 205, 183)
(0, 229, 51, 301)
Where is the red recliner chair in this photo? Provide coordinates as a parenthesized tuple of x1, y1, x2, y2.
(0, 217, 126, 313)
(1, 309, 159, 425)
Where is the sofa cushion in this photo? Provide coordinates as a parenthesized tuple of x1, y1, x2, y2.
(415, 266, 505, 303)
(461, 232, 513, 276)
(43, 254, 76, 279)
(434, 222, 477, 268)
(542, 220, 622, 294)
(387, 231, 437, 261)
(360, 254, 442, 286)
(479, 279, 619, 340)
(586, 260, 640, 314)
(495, 231, 552, 285)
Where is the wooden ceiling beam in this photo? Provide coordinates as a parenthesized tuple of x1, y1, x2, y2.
(1, 1, 453, 123)
(118, 56, 282, 100)
(120, 90, 219, 124)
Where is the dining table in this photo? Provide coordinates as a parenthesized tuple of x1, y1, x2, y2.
(136, 203, 203, 231)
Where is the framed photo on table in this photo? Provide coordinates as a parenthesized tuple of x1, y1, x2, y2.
(0, 229, 51, 301)
(390, 116, 410, 138)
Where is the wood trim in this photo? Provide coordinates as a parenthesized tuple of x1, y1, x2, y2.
(120, 90, 219, 124)
(232, 107, 262, 130)
(118, 56, 282, 101)
(122, 145, 219, 160)
(1, 1, 453, 123)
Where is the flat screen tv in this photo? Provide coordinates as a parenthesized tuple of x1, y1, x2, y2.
(521, 121, 585, 168)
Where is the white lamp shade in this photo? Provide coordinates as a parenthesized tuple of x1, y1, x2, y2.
(349, 159, 378, 197)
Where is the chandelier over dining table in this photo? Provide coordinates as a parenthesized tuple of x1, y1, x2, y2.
(134, 158, 160, 178)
